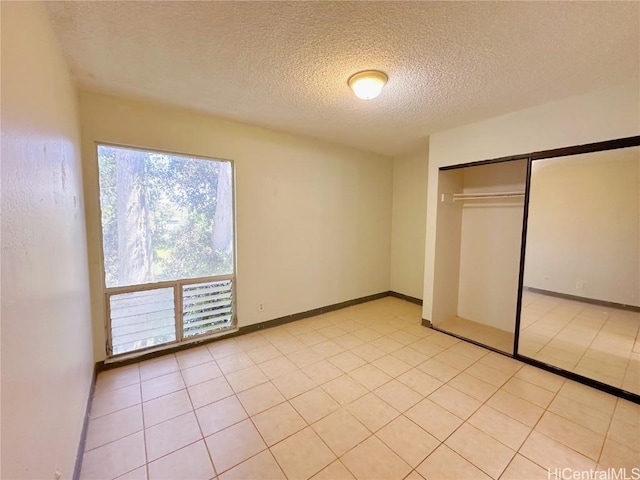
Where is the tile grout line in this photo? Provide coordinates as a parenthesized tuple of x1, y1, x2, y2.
(178, 357, 219, 480)
(507, 380, 564, 474)
(569, 306, 612, 378)
(89, 304, 428, 477)
(416, 360, 523, 480)
(336, 335, 503, 478)
(81, 405, 145, 454)
(138, 365, 150, 480)
(200, 313, 486, 480)
(598, 397, 620, 466)
(254, 310, 422, 479)
(509, 375, 616, 472)
(525, 294, 636, 388)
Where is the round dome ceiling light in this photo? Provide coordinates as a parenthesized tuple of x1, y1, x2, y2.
(348, 70, 388, 100)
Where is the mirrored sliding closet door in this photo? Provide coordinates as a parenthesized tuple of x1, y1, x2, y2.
(517, 145, 640, 395)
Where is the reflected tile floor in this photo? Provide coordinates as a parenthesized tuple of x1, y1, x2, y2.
(82, 297, 640, 480)
(519, 291, 640, 395)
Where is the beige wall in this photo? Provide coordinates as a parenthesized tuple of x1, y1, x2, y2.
(390, 144, 429, 299)
(1, 2, 94, 479)
(525, 148, 640, 307)
(78, 91, 394, 361)
(424, 84, 640, 321)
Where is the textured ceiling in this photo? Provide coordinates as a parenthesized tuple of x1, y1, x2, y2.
(46, 1, 639, 156)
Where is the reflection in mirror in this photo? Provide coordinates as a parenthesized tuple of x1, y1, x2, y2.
(518, 145, 639, 395)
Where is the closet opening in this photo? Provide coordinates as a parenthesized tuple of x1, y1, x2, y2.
(431, 159, 528, 354)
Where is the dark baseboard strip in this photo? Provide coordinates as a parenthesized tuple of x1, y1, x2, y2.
(525, 287, 640, 313)
(101, 291, 392, 370)
(233, 291, 390, 335)
(72, 364, 98, 480)
(421, 318, 432, 328)
(389, 291, 423, 305)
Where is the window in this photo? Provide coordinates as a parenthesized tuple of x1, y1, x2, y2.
(97, 144, 236, 356)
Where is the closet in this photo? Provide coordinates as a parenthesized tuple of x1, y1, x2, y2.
(427, 135, 640, 403)
(431, 159, 527, 353)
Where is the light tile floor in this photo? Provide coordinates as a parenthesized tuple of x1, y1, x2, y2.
(82, 297, 640, 480)
(435, 316, 514, 353)
(520, 291, 640, 395)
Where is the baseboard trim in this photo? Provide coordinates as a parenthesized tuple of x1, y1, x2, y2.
(421, 318, 432, 327)
(389, 291, 423, 305)
(525, 287, 640, 313)
(72, 363, 98, 480)
(233, 291, 391, 336)
(101, 291, 392, 370)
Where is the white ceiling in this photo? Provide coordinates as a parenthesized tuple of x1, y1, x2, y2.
(46, 1, 639, 156)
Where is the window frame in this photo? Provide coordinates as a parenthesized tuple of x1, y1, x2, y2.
(94, 142, 238, 359)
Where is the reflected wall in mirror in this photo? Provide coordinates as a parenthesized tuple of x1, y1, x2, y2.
(518, 145, 640, 395)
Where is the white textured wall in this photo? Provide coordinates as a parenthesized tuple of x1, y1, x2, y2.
(431, 169, 463, 325)
(524, 149, 640, 307)
(1, 2, 94, 479)
(390, 144, 429, 299)
(423, 84, 640, 321)
(78, 91, 394, 361)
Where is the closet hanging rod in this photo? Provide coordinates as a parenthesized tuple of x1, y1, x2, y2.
(441, 191, 525, 203)
(454, 191, 525, 199)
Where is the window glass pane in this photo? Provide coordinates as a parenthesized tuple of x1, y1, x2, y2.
(98, 145, 234, 287)
(110, 288, 176, 355)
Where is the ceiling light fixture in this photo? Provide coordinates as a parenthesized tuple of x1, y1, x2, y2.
(348, 70, 388, 100)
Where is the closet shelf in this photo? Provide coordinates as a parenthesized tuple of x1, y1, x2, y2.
(441, 191, 525, 203)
